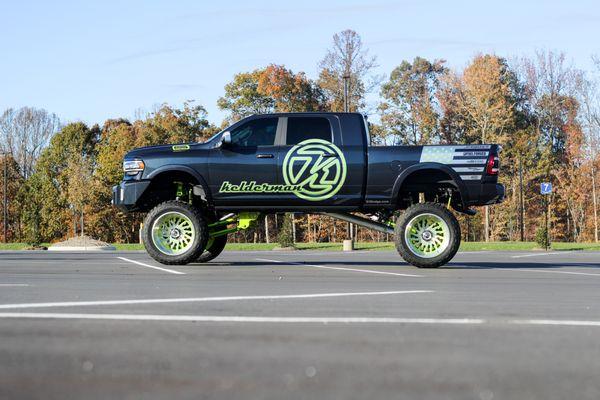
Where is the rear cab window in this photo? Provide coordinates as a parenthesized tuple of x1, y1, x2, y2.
(285, 117, 332, 145)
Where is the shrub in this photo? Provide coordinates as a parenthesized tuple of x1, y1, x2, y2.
(535, 226, 550, 249)
(277, 213, 295, 248)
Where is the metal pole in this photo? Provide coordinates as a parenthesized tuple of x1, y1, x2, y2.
(3, 153, 7, 243)
(519, 157, 524, 242)
(343, 74, 350, 113)
(545, 196, 549, 251)
(466, 217, 470, 242)
(342, 74, 354, 243)
(264, 215, 269, 244)
(592, 163, 598, 243)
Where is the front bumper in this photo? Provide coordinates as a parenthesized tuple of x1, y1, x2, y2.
(112, 180, 151, 212)
(479, 183, 505, 205)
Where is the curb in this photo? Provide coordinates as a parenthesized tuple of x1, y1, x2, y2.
(48, 246, 116, 251)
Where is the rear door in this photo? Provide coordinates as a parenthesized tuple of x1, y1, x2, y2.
(275, 115, 359, 208)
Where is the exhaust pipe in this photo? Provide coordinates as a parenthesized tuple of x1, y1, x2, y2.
(321, 212, 395, 235)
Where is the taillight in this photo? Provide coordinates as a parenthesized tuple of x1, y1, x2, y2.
(486, 153, 499, 175)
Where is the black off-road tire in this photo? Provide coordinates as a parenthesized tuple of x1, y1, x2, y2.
(196, 234, 228, 263)
(394, 202, 461, 268)
(142, 200, 208, 265)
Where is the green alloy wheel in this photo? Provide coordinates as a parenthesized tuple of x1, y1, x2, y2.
(142, 201, 208, 265)
(152, 212, 196, 255)
(395, 202, 460, 268)
(404, 213, 450, 258)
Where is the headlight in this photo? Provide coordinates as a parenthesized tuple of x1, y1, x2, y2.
(123, 159, 145, 175)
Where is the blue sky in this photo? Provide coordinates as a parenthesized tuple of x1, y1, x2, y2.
(1, 0, 599, 126)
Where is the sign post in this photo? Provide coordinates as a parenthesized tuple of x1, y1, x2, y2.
(540, 183, 552, 250)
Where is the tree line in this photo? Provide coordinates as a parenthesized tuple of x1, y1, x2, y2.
(1, 29, 599, 245)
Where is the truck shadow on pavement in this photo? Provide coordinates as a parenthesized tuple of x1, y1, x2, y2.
(444, 262, 600, 270)
(193, 261, 600, 270)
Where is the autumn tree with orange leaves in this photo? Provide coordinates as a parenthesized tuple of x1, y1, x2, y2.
(379, 57, 446, 145)
(218, 65, 325, 121)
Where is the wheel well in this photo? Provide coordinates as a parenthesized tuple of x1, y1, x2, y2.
(137, 170, 200, 212)
(396, 169, 463, 211)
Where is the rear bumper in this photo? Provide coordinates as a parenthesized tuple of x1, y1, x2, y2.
(479, 183, 505, 205)
(112, 180, 151, 212)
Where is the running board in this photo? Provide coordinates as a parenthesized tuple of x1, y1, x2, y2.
(321, 212, 395, 235)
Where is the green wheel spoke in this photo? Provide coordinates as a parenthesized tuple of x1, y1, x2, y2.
(151, 211, 197, 256)
(404, 213, 450, 259)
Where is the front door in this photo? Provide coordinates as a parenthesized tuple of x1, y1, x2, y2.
(209, 117, 280, 208)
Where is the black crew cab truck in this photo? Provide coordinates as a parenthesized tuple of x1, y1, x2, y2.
(113, 112, 504, 267)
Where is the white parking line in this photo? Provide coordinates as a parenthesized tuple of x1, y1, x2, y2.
(0, 290, 432, 310)
(0, 284, 30, 287)
(3, 313, 600, 328)
(495, 268, 600, 277)
(510, 319, 600, 327)
(117, 257, 185, 275)
(0, 313, 483, 324)
(511, 252, 573, 259)
(286, 251, 371, 256)
(256, 258, 423, 278)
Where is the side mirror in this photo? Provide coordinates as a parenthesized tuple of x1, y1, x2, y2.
(219, 131, 232, 148)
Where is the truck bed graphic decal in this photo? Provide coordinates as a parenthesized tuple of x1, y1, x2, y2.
(452, 167, 485, 173)
(420, 145, 490, 180)
(459, 175, 483, 180)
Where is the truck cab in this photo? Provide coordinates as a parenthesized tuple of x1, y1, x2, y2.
(208, 113, 367, 210)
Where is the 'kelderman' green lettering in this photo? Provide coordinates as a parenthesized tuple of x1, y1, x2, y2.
(219, 180, 304, 194)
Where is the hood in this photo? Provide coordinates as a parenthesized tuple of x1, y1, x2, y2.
(124, 141, 212, 159)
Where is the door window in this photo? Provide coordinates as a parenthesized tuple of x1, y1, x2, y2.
(286, 117, 332, 145)
(230, 118, 278, 147)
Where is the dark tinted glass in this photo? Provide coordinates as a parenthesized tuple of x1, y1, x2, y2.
(286, 117, 332, 145)
(230, 118, 278, 147)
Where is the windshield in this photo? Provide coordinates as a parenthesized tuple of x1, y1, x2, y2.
(204, 129, 225, 143)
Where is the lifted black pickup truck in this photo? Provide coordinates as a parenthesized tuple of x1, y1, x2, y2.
(113, 112, 504, 267)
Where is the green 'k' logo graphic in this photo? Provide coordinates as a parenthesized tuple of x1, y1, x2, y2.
(283, 138, 347, 201)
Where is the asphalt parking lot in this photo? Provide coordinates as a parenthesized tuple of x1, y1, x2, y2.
(1, 249, 600, 399)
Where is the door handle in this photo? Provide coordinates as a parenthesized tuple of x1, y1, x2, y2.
(322, 153, 337, 158)
(256, 153, 274, 158)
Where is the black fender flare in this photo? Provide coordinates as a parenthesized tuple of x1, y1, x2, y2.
(391, 162, 468, 210)
(146, 165, 212, 204)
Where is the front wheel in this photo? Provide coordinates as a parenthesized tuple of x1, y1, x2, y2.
(394, 202, 460, 268)
(142, 201, 208, 265)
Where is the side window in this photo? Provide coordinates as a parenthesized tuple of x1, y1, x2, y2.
(230, 118, 278, 147)
(286, 117, 332, 145)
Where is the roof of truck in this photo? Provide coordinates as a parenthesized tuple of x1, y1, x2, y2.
(250, 112, 365, 117)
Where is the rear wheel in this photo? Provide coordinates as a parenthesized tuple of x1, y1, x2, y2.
(196, 234, 228, 263)
(142, 201, 208, 265)
(394, 202, 460, 268)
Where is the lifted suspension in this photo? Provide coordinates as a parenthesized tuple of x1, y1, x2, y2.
(320, 212, 395, 235)
(207, 212, 261, 238)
